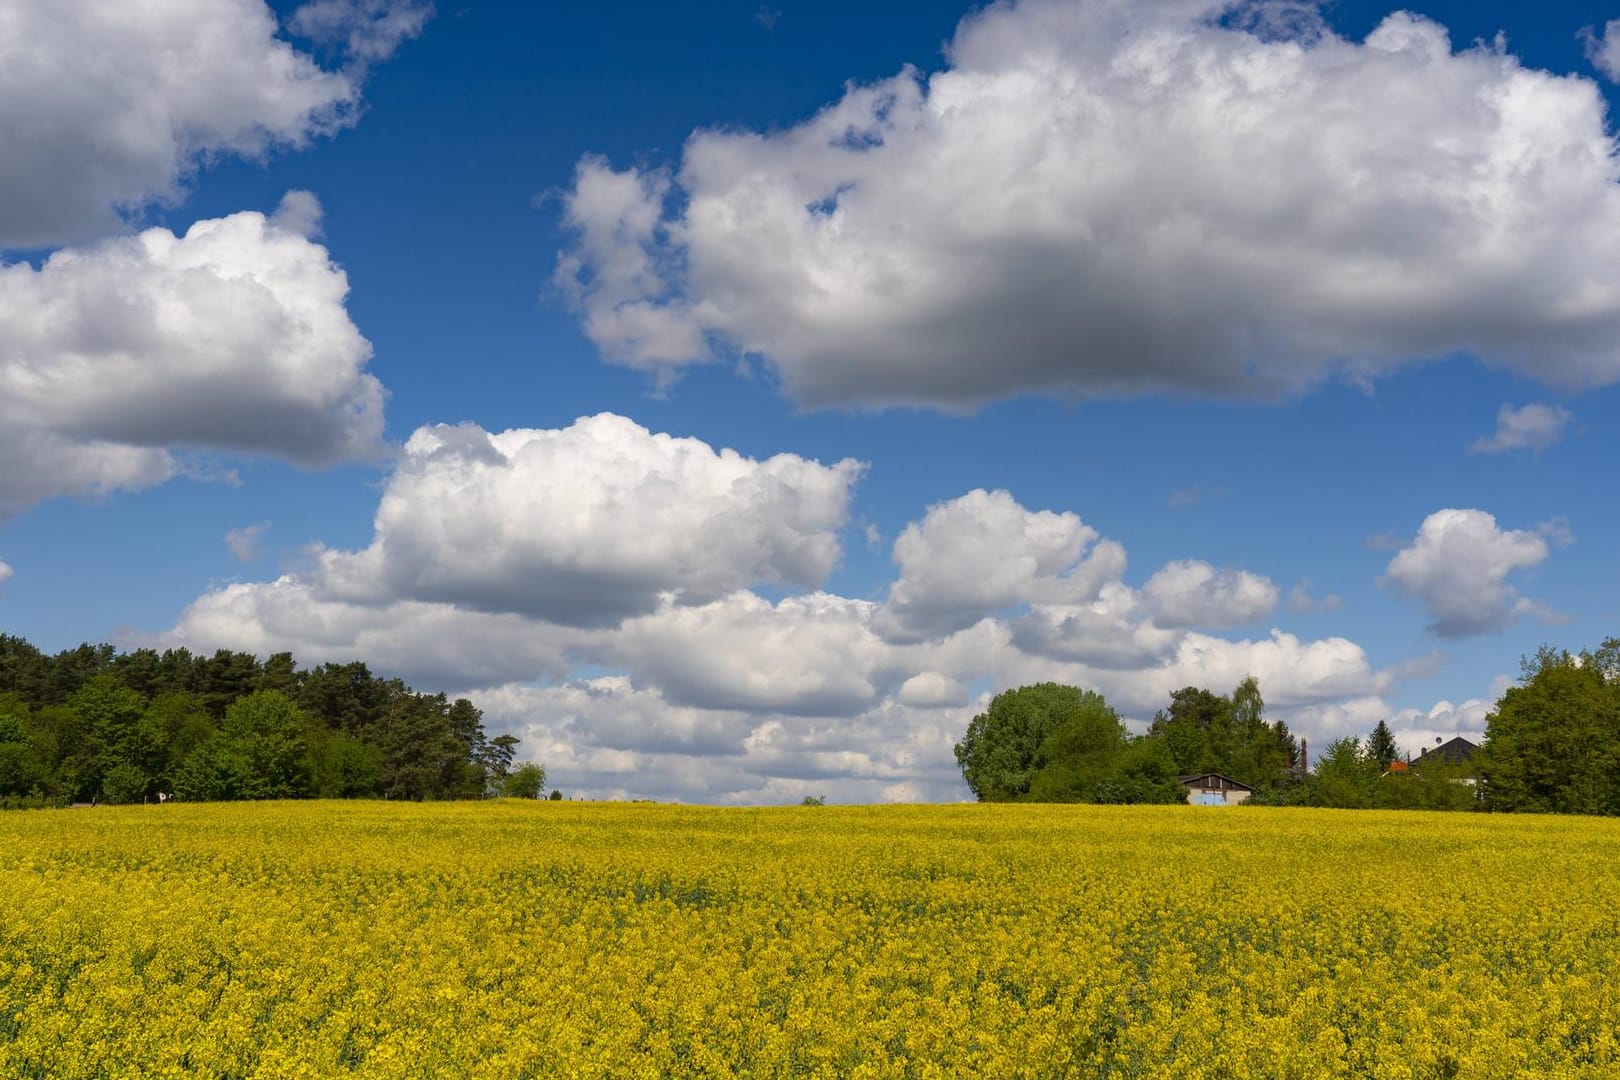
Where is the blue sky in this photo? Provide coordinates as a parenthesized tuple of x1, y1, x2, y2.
(2, 0, 1619, 801)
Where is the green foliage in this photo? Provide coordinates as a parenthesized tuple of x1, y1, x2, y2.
(1480, 641, 1620, 815)
(549, 789, 564, 801)
(0, 633, 532, 808)
(800, 794, 827, 806)
(1146, 681, 1299, 792)
(1312, 737, 1379, 809)
(307, 730, 384, 799)
(222, 691, 311, 800)
(0, 741, 44, 798)
(501, 762, 547, 799)
(960, 678, 1298, 805)
(100, 762, 149, 805)
(1366, 721, 1399, 770)
(173, 739, 252, 802)
(955, 683, 1119, 801)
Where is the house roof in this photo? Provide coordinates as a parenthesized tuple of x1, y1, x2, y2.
(1176, 772, 1254, 791)
(1413, 736, 1481, 767)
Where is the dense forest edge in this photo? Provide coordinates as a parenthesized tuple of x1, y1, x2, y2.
(3, 632, 1614, 812)
(0, 636, 549, 808)
(956, 637, 1620, 815)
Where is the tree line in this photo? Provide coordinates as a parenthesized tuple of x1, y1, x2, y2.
(954, 677, 1302, 804)
(956, 635, 1620, 815)
(0, 635, 548, 807)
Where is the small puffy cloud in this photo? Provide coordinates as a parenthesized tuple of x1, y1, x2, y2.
(1141, 560, 1278, 629)
(897, 672, 971, 709)
(0, 200, 385, 516)
(288, 0, 433, 68)
(314, 414, 862, 626)
(1539, 517, 1576, 548)
(1583, 20, 1620, 81)
(0, 0, 379, 250)
(0, 559, 12, 587)
(559, 1, 1620, 409)
(225, 523, 272, 563)
(1287, 578, 1343, 613)
(1382, 509, 1555, 637)
(1468, 403, 1573, 454)
(881, 489, 1126, 639)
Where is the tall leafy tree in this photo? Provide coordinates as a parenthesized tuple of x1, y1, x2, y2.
(72, 675, 150, 800)
(955, 683, 1117, 801)
(1480, 643, 1620, 815)
(220, 691, 311, 800)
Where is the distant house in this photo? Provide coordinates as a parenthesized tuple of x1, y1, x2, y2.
(1178, 773, 1253, 806)
(1413, 736, 1480, 768)
(1410, 736, 1483, 787)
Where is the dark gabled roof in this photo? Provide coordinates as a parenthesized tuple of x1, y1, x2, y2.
(1176, 772, 1254, 791)
(1413, 736, 1480, 767)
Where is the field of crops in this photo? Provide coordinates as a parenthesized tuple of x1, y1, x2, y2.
(2, 802, 1619, 1079)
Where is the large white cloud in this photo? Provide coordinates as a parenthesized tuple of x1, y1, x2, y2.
(155, 424, 1408, 801)
(1141, 559, 1278, 628)
(603, 592, 891, 716)
(558, 0, 1620, 409)
(165, 577, 581, 692)
(0, 198, 385, 516)
(1382, 509, 1555, 637)
(0, 0, 421, 250)
(1013, 583, 1185, 670)
(472, 678, 975, 804)
(880, 488, 1125, 639)
(311, 414, 862, 625)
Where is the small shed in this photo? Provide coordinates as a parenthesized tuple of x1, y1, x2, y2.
(1177, 773, 1253, 806)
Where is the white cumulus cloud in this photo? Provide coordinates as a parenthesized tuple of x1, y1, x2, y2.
(0, 559, 12, 587)
(1584, 19, 1620, 81)
(1468, 402, 1574, 454)
(165, 577, 580, 692)
(472, 678, 973, 804)
(312, 414, 862, 625)
(0, 198, 385, 517)
(603, 592, 890, 716)
(0, 0, 402, 250)
(152, 414, 1411, 801)
(881, 489, 1126, 639)
(1382, 509, 1557, 637)
(288, 0, 433, 67)
(1141, 560, 1278, 628)
(558, 0, 1620, 409)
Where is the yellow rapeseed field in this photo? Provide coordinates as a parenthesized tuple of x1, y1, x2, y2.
(2, 802, 1618, 1079)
